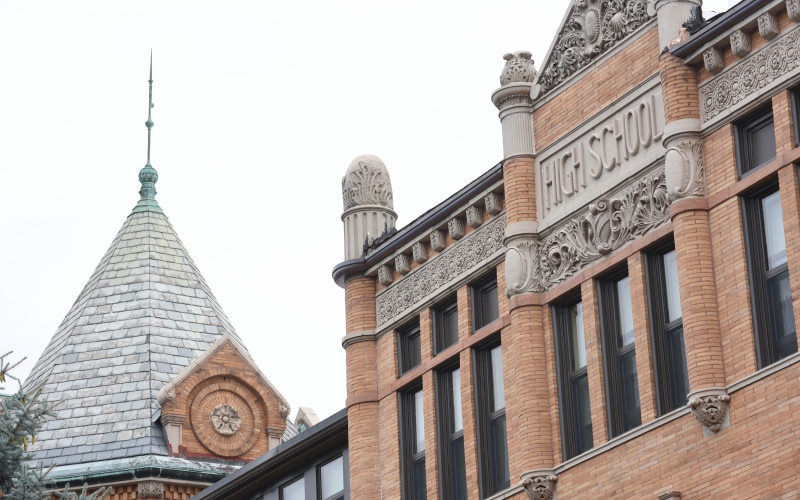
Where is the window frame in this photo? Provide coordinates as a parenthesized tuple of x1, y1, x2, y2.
(399, 383, 427, 500)
(644, 240, 691, 416)
(279, 474, 305, 500)
(597, 268, 642, 438)
(433, 295, 459, 355)
(734, 104, 777, 178)
(316, 454, 345, 500)
(791, 86, 800, 147)
(397, 319, 422, 375)
(741, 179, 797, 368)
(471, 271, 500, 332)
(473, 337, 509, 498)
(435, 362, 467, 500)
(552, 291, 594, 460)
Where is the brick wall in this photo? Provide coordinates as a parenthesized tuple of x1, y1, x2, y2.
(502, 156, 537, 225)
(628, 252, 658, 424)
(659, 51, 700, 123)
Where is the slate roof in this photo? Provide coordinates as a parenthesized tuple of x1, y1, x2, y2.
(25, 205, 244, 467)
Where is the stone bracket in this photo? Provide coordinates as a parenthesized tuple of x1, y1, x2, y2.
(521, 469, 557, 500)
(688, 387, 731, 436)
(138, 482, 164, 499)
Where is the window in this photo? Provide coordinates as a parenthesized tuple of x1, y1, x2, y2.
(553, 297, 593, 460)
(735, 105, 776, 177)
(280, 476, 305, 500)
(472, 272, 499, 331)
(474, 341, 508, 497)
(436, 366, 467, 500)
(398, 321, 422, 375)
(598, 271, 641, 437)
(743, 182, 797, 368)
(318, 456, 344, 500)
(645, 243, 690, 415)
(433, 296, 459, 355)
(791, 87, 800, 146)
(400, 386, 427, 500)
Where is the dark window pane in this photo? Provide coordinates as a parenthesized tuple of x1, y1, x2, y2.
(751, 119, 777, 168)
(472, 274, 499, 330)
(488, 413, 510, 493)
(281, 477, 304, 500)
(398, 323, 422, 374)
(618, 349, 641, 432)
(664, 327, 690, 412)
(411, 457, 427, 500)
(434, 298, 459, 353)
(482, 284, 499, 326)
(571, 373, 593, 455)
(449, 436, 467, 500)
(443, 307, 459, 348)
(769, 269, 797, 361)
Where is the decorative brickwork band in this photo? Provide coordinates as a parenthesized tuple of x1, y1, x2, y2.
(521, 470, 557, 500)
(689, 388, 730, 435)
(138, 482, 164, 498)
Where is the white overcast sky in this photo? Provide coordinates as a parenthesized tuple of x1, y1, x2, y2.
(0, 0, 730, 420)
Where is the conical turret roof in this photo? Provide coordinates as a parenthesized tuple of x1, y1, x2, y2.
(25, 201, 243, 466)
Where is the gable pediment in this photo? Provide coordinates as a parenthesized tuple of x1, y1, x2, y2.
(533, 0, 656, 100)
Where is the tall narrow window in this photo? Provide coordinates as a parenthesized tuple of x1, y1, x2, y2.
(436, 366, 467, 500)
(553, 298, 593, 459)
(280, 476, 305, 500)
(472, 272, 499, 331)
(318, 456, 344, 500)
(433, 296, 459, 354)
(400, 386, 427, 500)
(398, 321, 422, 375)
(735, 105, 777, 177)
(475, 342, 508, 497)
(646, 243, 690, 415)
(598, 272, 641, 437)
(743, 182, 797, 367)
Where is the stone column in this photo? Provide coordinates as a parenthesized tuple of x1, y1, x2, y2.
(342, 276, 381, 499)
(655, 0, 701, 50)
(659, 50, 729, 435)
(491, 51, 556, 497)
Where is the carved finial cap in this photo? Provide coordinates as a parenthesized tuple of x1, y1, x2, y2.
(500, 51, 536, 86)
(342, 154, 394, 211)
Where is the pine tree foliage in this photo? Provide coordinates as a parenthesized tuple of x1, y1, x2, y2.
(0, 352, 56, 498)
(54, 483, 113, 500)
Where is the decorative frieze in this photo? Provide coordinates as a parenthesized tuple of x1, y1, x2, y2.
(789, 0, 800, 22)
(430, 229, 447, 252)
(466, 205, 483, 228)
(138, 482, 164, 499)
(507, 164, 671, 296)
(377, 265, 394, 286)
(730, 29, 751, 58)
(412, 241, 428, 263)
(758, 12, 779, 41)
(533, 0, 652, 99)
(700, 24, 800, 123)
(395, 254, 411, 275)
(485, 192, 503, 215)
(703, 47, 724, 74)
(376, 214, 506, 327)
(448, 217, 466, 240)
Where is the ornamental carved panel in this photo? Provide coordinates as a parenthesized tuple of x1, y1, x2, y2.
(701, 24, 800, 123)
(376, 214, 506, 327)
(535, 0, 653, 98)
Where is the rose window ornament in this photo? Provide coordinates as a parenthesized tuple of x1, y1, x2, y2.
(210, 404, 241, 436)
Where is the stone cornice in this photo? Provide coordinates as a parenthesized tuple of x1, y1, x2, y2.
(341, 330, 377, 349)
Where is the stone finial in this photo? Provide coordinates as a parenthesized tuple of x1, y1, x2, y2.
(500, 51, 536, 86)
(342, 154, 394, 211)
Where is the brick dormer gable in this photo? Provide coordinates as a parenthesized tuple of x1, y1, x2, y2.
(156, 334, 290, 462)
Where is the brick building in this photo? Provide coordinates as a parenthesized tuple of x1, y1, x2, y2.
(329, 0, 800, 498)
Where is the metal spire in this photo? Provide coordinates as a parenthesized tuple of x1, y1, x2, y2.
(133, 50, 163, 214)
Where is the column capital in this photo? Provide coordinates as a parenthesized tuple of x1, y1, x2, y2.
(520, 469, 557, 500)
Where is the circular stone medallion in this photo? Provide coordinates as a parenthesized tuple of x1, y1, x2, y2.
(210, 404, 241, 435)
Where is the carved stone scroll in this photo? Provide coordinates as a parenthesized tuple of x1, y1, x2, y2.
(533, 0, 652, 99)
(412, 242, 428, 264)
(703, 47, 724, 74)
(466, 206, 483, 228)
(376, 214, 505, 326)
(730, 29, 751, 58)
(700, 24, 800, 122)
(758, 12, 779, 41)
